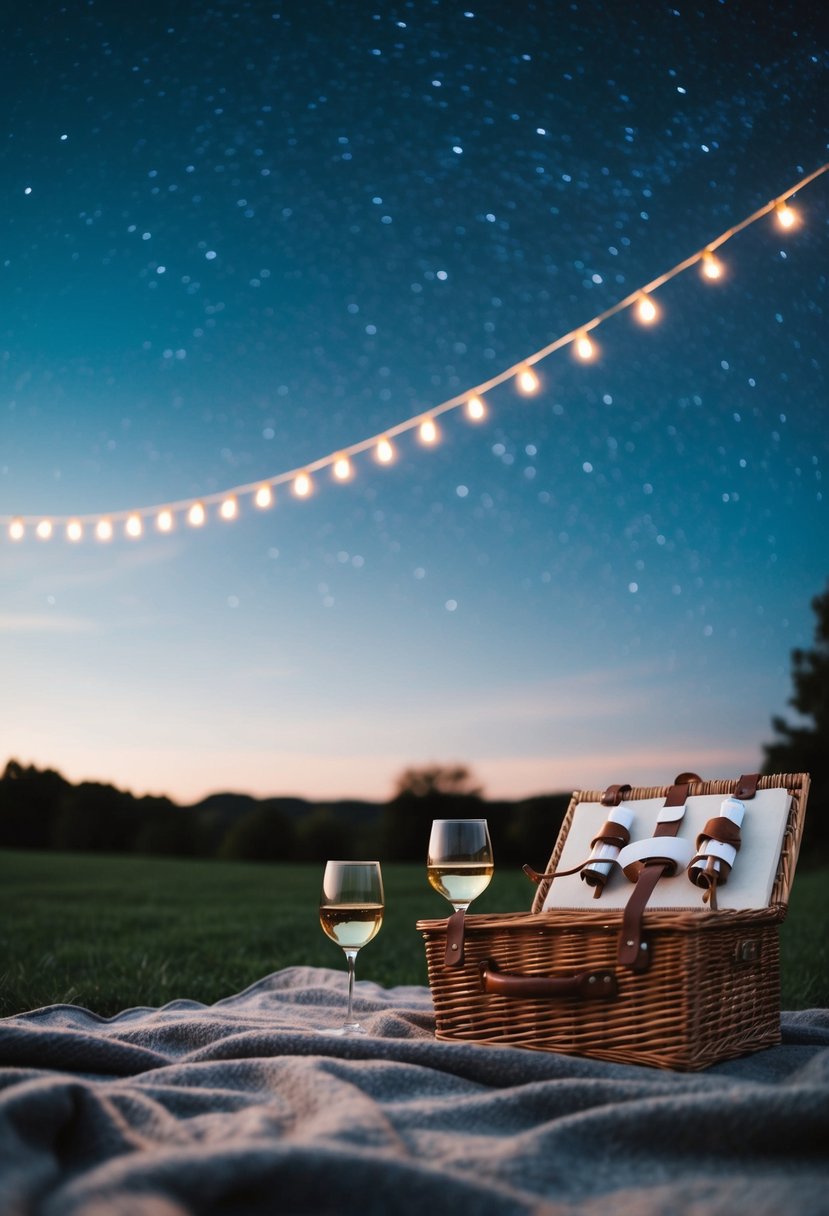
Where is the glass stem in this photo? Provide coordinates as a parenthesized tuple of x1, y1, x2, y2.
(344, 948, 358, 1025)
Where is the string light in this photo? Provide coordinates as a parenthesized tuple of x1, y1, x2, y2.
(775, 200, 797, 229)
(466, 395, 486, 420)
(574, 332, 596, 360)
(517, 366, 540, 394)
(701, 249, 723, 280)
(376, 437, 395, 464)
(636, 293, 659, 324)
(3, 161, 826, 544)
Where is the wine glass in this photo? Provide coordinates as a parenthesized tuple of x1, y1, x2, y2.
(319, 860, 384, 1036)
(427, 819, 493, 914)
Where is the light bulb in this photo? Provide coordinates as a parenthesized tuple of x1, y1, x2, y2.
(125, 514, 143, 538)
(517, 367, 540, 395)
(157, 509, 174, 532)
(220, 497, 238, 520)
(95, 519, 113, 541)
(466, 395, 486, 420)
(36, 520, 52, 540)
(188, 503, 206, 527)
(701, 250, 723, 280)
(66, 520, 83, 542)
(333, 456, 352, 480)
(254, 485, 273, 509)
(376, 438, 395, 464)
(9, 519, 24, 541)
(294, 472, 312, 497)
(775, 200, 797, 230)
(636, 294, 658, 324)
(419, 418, 438, 444)
(575, 332, 595, 360)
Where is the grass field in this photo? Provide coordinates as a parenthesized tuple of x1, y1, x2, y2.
(1, 849, 826, 1017)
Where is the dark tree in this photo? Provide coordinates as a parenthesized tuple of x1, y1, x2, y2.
(382, 765, 484, 861)
(763, 583, 829, 862)
(0, 761, 69, 849)
(392, 765, 483, 800)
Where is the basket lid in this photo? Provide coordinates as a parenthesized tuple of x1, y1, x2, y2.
(531, 772, 810, 916)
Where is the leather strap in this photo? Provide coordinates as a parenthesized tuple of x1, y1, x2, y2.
(524, 817, 632, 881)
(444, 908, 466, 967)
(694, 816, 742, 853)
(589, 820, 632, 851)
(735, 772, 760, 800)
(618, 864, 664, 969)
(601, 783, 632, 807)
(617, 777, 693, 971)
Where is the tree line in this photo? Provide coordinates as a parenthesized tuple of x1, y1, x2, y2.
(0, 759, 571, 867)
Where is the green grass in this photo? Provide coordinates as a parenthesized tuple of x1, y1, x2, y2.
(0, 850, 826, 1017)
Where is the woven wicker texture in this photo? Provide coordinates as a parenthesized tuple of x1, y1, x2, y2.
(417, 773, 809, 1070)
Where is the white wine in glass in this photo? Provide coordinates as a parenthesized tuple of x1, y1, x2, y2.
(319, 861, 384, 1036)
(427, 819, 493, 913)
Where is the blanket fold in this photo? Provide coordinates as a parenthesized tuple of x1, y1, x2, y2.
(1, 967, 827, 1215)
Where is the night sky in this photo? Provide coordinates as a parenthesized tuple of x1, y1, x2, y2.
(2, 1, 827, 804)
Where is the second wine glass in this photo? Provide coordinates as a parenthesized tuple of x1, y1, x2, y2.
(427, 819, 493, 913)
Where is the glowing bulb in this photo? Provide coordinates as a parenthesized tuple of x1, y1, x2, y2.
(419, 418, 438, 444)
(701, 250, 723, 280)
(775, 200, 797, 230)
(36, 520, 52, 540)
(188, 502, 206, 527)
(220, 496, 238, 520)
(575, 332, 595, 360)
(517, 367, 540, 395)
(636, 294, 658, 324)
(466, 395, 486, 420)
(66, 520, 83, 542)
(254, 485, 273, 509)
(376, 438, 395, 464)
(157, 509, 174, 532)
(293, 472, 312, 497)
(125, 514, 143, 538)
(9, 519, 24, 541)
(333, 456, 352, 481)
(95, 519, 113, 541)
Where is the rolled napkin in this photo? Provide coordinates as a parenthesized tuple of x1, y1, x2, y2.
(688, 795, 745, 908)
(581, 806, 635, 897)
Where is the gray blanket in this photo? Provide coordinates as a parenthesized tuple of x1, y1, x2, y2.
(1, 967, 827, 1215)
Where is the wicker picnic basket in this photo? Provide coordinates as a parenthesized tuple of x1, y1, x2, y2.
(417, 772, 809, 1070)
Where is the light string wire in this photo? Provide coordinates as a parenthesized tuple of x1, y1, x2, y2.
(4, 160, 827, 541)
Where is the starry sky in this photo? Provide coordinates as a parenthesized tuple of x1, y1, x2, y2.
(1, 1, 827, 805)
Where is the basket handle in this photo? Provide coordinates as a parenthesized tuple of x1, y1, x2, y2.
(479, 959, 618, 1001)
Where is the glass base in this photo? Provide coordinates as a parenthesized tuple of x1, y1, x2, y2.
(321, 1021, 367, 1037)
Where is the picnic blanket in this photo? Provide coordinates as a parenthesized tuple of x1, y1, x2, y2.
(0, 967, 827, 1215)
